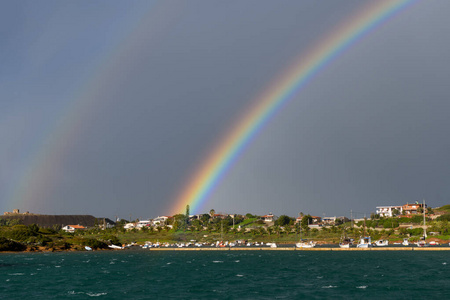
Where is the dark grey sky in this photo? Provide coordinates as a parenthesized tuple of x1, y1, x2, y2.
(1, 0, 449, 220)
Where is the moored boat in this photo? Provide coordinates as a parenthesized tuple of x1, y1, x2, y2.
(357, 217, 371, 248)
(296, 240, 316, 248)
(374, 239, 389, 246)
(357, 236, 372, 248)
(416, 199, 428, 247)
(339, 230, 352, 248)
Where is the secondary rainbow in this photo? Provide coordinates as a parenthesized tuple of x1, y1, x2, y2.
(172, 0, 418, 215)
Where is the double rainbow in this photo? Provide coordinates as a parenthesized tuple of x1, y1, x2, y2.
(172, 0, 417, 215)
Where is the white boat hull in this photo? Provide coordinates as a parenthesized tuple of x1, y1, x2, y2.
(374, 240, 389, 246)
(296, 242, 316, 248)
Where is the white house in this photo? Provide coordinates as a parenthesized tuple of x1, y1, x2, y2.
(136, 220, 152, 228)
(62, 225, 86, 233)
(153, 216, 171, 226)
(123, 223, 136, 230)
(322, 217, 336, 225)
(376, 205, 403, 217)
(261, 213, 277, 223)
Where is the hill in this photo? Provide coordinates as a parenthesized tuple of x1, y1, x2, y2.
(0, 214, 104, 228)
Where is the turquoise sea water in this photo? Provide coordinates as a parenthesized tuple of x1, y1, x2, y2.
(1, 250, 450, 299)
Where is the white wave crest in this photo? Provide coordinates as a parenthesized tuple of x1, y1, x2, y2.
(87, 292, 107, 297)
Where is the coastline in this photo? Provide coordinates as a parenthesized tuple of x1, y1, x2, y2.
(3, 245, 450, 253)
(147, 247, 450, 251)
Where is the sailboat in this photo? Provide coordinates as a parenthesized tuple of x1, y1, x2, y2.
(357, 217, 372, 248)
(416, 199, 428, 247)
(339, 229, 352, 248)
(296, 220, 316, 248)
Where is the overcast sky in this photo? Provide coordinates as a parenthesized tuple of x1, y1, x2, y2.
(1, 0, 450, 220)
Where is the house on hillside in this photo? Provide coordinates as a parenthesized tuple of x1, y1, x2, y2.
(376, 205, 403, 217)
(62, 225, 86, 233)
(153, 216, 172, 226)
(322, 216, 337, 225)
(295, 216, 321, 224)
(213, 213, 228, 219)
(123, 223, 136, 230)
(261, 213, 277, 223)
(136, 220, 152, 228)
(403, 202, 427, 215)
(97, 218, 116, 229)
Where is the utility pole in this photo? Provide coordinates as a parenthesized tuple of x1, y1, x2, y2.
(350, 210, 353, 228)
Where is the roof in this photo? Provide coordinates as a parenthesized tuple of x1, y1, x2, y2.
(261, 215, 274, 218)
(67, 225, 85, 229)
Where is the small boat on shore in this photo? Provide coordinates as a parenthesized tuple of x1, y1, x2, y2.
(357, 237, 372, 248)
(357, 217, 371, 248)
(267, 242, 277, 248)
(85, 246, 92, 251)
(339, 242, 350, 248)
(339, 231, 352, 248)
(374, 239, 389, 247)
(416, 238, 428, 247)
(402, 238, 409, 246)
(416, 199, 428, 247)
(296, 241, 316, 248)
(108, 245, 124, 250)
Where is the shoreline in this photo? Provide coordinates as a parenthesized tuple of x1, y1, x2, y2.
(3, 246, 450, 253)
(147, 246, 450, 251)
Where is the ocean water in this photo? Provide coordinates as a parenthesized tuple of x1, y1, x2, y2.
(1, 250, 450, 299)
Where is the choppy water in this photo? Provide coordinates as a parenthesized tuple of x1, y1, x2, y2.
(1, 250, 450, 299)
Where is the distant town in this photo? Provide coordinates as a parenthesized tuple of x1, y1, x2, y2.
(1, 201, 438, 231)
(2, 201, 450, 252)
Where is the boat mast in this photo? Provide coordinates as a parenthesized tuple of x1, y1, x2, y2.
(423, 199, 427, 238)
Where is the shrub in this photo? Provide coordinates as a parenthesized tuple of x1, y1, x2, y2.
(436, 214, 450, 222)
(0, 237, 26, 251)
(81, 238, 108, 249)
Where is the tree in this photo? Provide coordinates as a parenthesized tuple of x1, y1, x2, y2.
(173, 214, 186, 231)
(200, 214, 211, 224)
(28, 224, 40, 234)
(301, 214, 312, 233)
(276, 215, 293, 226)
(283, 225, 292, 235)
(273, 225, 281, 236)
(258, 226, 266, 236)
(185, 205, 190, 226)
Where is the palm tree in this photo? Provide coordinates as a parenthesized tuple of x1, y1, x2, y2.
(273, 225, 281, 237)
(284, 225, 292, 235)
(258, 226, 266, 236)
